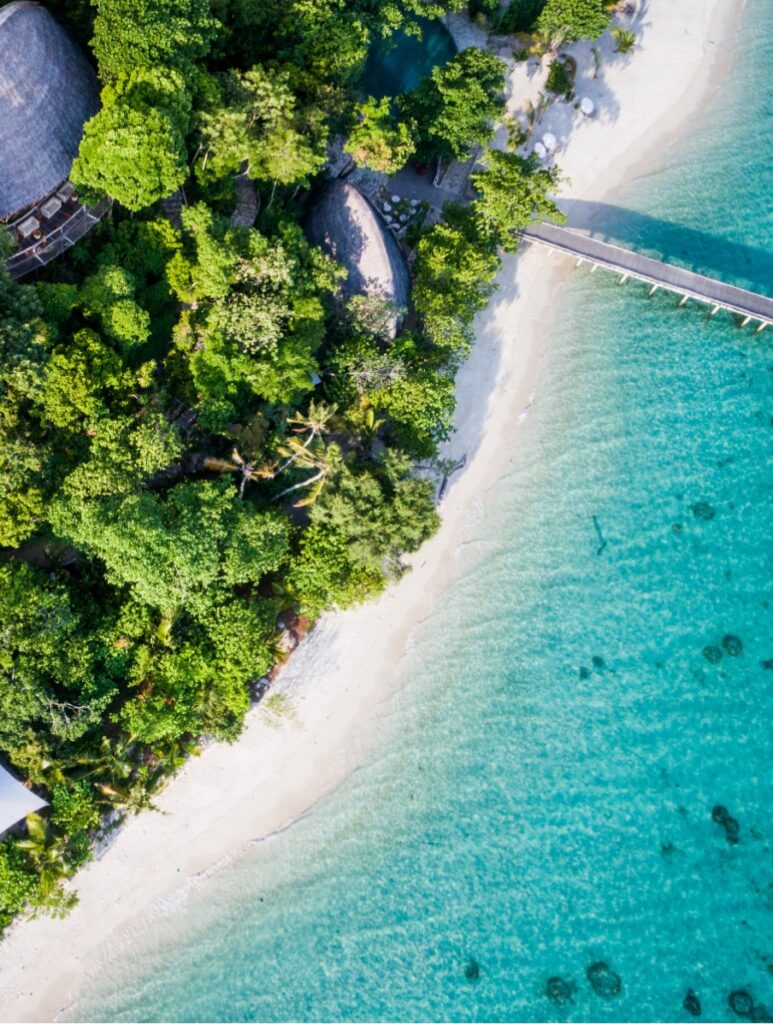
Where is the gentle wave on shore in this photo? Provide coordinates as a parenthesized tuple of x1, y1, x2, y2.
(65, 2, 772, 1020)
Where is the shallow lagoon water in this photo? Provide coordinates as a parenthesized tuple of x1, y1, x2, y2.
(69, 4, 772, 1021)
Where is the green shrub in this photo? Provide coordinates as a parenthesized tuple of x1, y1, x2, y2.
(494, 0, 547, 33)
(546, 57, 574, 97)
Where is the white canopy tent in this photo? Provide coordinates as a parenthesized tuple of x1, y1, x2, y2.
(0, 765, 46, 834)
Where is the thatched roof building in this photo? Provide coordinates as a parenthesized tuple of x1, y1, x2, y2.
(305, 181, 410, 337)
(0, 1, 100, 221)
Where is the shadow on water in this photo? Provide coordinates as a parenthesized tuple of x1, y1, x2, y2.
(563, 199, 773, 296)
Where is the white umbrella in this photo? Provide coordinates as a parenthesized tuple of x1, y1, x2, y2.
(580, 96, 595, 116)
(533, 142, 547, 160)
(542, 132, 557, 153)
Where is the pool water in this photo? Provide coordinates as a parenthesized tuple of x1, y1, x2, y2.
(358, 17, 456, 99)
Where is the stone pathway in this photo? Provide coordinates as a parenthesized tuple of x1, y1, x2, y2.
(159, 187, 186, 229)
(230, 169, 259, 228)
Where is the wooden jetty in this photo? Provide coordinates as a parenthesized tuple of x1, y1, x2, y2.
(521, 223, 773, 332)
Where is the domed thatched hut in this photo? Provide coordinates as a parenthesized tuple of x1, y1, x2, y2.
(0, 1, 103, 276)
(305, 181, 410, 338)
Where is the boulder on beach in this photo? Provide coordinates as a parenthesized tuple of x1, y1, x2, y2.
(304, 181, 410, 339)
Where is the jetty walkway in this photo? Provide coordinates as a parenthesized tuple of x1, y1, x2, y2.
(521, 223, 773, 331)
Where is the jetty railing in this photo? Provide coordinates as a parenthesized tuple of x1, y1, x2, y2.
(521, 223, 773, 332)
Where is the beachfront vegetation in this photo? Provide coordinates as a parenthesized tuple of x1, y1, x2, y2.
(471, 152, 564, 252)
(536, 0, 611, 44)
(611, 27, 637, 53)
(0, 0, 573, 927)
(399, 48, 507, 163)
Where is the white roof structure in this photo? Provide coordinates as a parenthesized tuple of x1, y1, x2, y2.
(0, 765, 46, 834)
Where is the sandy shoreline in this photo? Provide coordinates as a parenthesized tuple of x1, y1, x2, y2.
(0, 2, 744, 1019)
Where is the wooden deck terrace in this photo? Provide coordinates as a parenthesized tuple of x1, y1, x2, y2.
(5, 194, 110, 280)
(521, 223, 773, 332)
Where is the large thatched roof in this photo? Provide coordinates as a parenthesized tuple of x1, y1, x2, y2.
(305, 181, 410, 335)
(0, 1, 99, 219)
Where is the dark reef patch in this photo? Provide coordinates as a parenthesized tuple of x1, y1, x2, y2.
(729, 991, 754, 1017)
(712, 805, 741, 844)
(722, 634, 743, 656)
(691, 501, 716, 521)
(703, 645, 723, 665)
(683, 988, 702, 1016)
(546, 976, 574, 1007)
(586, 961, 622, 998)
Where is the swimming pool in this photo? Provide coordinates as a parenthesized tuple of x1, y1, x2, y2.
(358, 17, 457, 99)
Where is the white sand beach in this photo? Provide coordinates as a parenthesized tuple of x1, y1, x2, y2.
(0, 2, 744, 1019)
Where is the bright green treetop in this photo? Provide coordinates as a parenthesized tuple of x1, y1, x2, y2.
(197, 65, 327, 186)
(399, 48, 506, 164)
(536, 0, 611, 43)
(471, 150, 564, 251)
(345, 97, 415, 174)
(72, 68, 192, 210)
(91, 0, 218, 80)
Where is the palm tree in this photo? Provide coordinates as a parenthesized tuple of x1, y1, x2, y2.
(17, 815, 70, 897)
(611, 27, 636, 53)
(277, 400, 338, 474)
(270, 578, 302, 615)
(274, 439, 342, 507)
(203, 448, 277, 499)
(358, 404, 384, 441)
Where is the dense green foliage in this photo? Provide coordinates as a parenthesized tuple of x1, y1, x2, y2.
(0, 0, 570, 927)
(471, 151, 564, 252)
(492, 0, 546, 33)
(345, 98, 415, 174)
(400, 48, 507, 163)
(73, 69, 192, 209)
(536, 0, 611, 43)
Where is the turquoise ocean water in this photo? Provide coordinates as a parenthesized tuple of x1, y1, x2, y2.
(68, 5, 772, 1021)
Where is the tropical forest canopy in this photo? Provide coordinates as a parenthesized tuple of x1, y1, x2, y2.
(0, 0, 610, 926)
